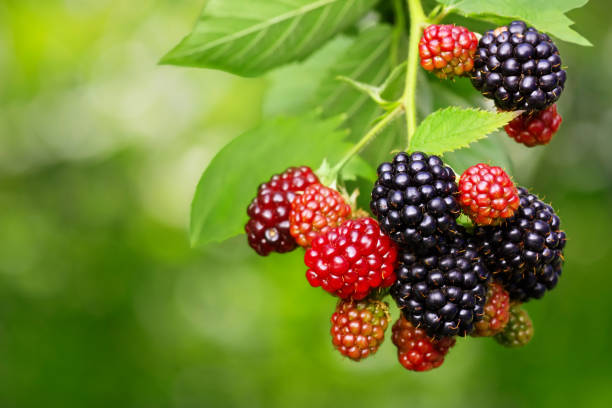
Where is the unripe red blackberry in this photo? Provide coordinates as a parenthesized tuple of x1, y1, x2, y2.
(330, 298, 390, 361)
(504, 104, 562, 146)
(458, 163, 520, 226)
(305, 217, 398, 300)
(370, 152, 462, 253)
(392, 315, 456, 372)
(494, 305, 534, 347)
(471, 21, 566, 111)
(246, 167, 318, 255)
(419, 24, 479, 79)
(290, 183, 352, 248)
(390, 240, 490, 337)
(472, 282, 511, 337)
(475, 187, 566, 302)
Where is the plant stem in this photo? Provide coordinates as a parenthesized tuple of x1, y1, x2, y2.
(331, 105, 404, 174)
(403, 0, 426, 149)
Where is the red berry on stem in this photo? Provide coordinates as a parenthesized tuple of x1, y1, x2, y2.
(472, 282, 511, 337)
(419, 24, 478, 79)
(330, 298, 390, 361)
(458, 163, 519, 226)
(391, 316, 455, 372)
(245, 166, 318, 256)
(504, 104, 562, 147)
(290, 183, 352, 248)
(304, 217, 398, 300)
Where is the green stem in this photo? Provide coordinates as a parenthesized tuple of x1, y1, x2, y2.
(331, 105, 404, 174)
(403, 0, 426, 150)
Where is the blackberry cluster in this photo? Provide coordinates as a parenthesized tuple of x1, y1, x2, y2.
(370, 152, 461, 253)
(390, 240, 490, 337)
(475, 187, 566, 301)
(470, 21, 566, 111)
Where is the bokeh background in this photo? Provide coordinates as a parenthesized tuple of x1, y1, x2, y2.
(1, 0, 611, 407)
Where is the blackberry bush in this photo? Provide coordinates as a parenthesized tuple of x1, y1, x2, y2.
(173, 0, 587, 373)
(471, 21, 567, 111)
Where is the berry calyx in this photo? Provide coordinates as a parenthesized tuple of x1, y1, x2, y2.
(246, 166, 318, 256)
(419, 24, 478, 79)
(472, 282, 511, 337)
(290, 183, 352, 248)
(458, 163, 520, 226)
(331, 298, 390, 361)
(504, 104, 563, 147)
(370, 152, 462, 253)
(475, 187, 566, 302)
(392, 315, 456, 372)
(391, 240, 490, 337)
(305, 217, 398, 300)
(494, 305, 534, 347)
(471, 20, 566, 111)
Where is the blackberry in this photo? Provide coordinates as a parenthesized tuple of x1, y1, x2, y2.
(305, 217, 398, 300)
(392, 315, 456, 372)
(419, 24, 478, 79)
(330, 298, 390, 361)
(390, 240, 490, 337)
(245, 166, 318, 255)
(370, 152, 461, 252)
(505, 104, 563, 147)
(475, 187, 566, 302)
(470, 21, 566, 111)
(494, 305, 534, 348)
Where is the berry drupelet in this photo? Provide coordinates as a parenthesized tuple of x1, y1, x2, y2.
(331, 298, 390, 361)
(475, 187, 566, 302)
(419, 24, 479, 79)
(392, 315, 456, 372)
(471, 20, 566, 111)
(390, 240, 490, 337)
(246, 166, 318, 255)
(505, 104, 563, 147)
(458, 163, 520, 226)
(305, 217, 398, 300)
(370, 152, 461, 252)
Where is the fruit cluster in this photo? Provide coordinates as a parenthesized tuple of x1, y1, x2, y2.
(242, 19, 568, 373)
(420, 21, 565, 146)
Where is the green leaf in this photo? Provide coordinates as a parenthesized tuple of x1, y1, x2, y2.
(444, 133, 514, 175)
(316, 24, 395, 141)
(190, 113, 349, 247)
(410, 107, 521, 155)
(438, 0, 591, 46)
(341, 155, 376, 182)
(161, 0, 379, 76)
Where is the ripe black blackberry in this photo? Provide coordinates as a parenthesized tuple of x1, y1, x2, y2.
(475, 187, 566, 302)
(370, 152, 461, 252)
(390, 240, 490, 337)
(470, 20, 566, 111)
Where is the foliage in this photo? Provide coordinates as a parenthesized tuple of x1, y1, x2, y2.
(164, 0, 590, 247)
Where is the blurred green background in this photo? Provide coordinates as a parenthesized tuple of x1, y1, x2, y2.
(1, 1, 611, 407)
